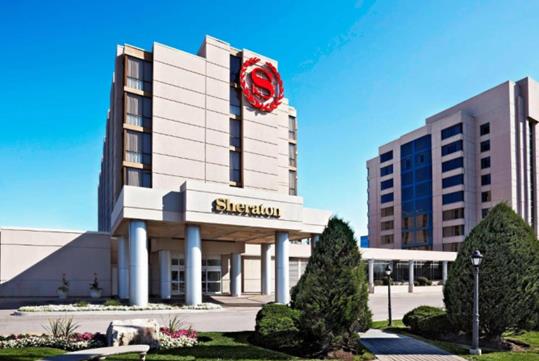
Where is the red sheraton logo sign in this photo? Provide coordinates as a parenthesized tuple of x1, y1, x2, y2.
(240, 57, 284, 112)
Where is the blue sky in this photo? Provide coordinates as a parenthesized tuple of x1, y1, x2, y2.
(1, 1, 539, 235)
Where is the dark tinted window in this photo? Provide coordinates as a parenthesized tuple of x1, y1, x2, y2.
(480, 122, 490, 136)
(381, 179, 393, 190)
(230, 55, 242, 83)
(481, 174, 491, 186)
(480, 140, 490, 152)
(441, 140, 463, 156)
(481, 191, 491, 202)
(482, 208, 490, 218)
(442, 157, 464, 172)
(441, 123, 463, 140)
(481, 157, 491, 169)
(230, 87, 242, 115)
(380, 164, 393, 177)
(442, 174, 464, 188)
(442, 191, 464, 204)
(442, 208, 464, 221)
(380, 151, 393, 163)
(381, 193, 394, 203)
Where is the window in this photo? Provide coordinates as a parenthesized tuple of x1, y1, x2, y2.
(381, 220, 394, 231)
(288, 116, 297, 140)
(415, 166, 432, 182)
(402, 216, 413, 229)
(402, 231, 412, 244)
(443, 208, 464, 221)
(126, 94, 152, 128)
(443, 191, 464, 204)
(230, 87, 242, 115)
(481, 174, 491, 186)
(289, 143, 297, 167)
(381, 235, 393, 244)
(230, 119, 241, 148)
(443, 242, 461, 251)
(415, 214, 429, 227)
(481, 157, 491, 169)
(480, 122, 490, 136)
(442, 157, 464, 172)
(126, 57, 152, 92)
(230, 150, 241, 185)
(380, 150, 393, 163)
(125, 167, 151, 188)
(381, 206, 394, 217)
(481, 191, 491, 202)
(442, 174, 464, 188)
(381, 193, 394, 203)
(480, 140, 490, 152)
(443, 225, 465, 237)
(416, 230, 429, 242)
(125, 130, 151, 164)
(482, 208, 490, 218)
(441, 140, 463, 156)
(380, 164, 393, 177)
(381, 179, 393, 190)
(441, 123, 463, 140)
(230, 55, 242, 83)
(289, 170, 297, 195)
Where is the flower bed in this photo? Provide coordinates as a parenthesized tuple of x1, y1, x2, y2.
(0, 332, 106, 351)
(159, 327, 198, 350)
(18, 302, 222, 313)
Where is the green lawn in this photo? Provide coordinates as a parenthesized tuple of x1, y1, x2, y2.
(0, 332, 307, 361)
(371, 320, 539, 361)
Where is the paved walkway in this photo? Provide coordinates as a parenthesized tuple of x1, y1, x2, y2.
(360, 329, 466, 361)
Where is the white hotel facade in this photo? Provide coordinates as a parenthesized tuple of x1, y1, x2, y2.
(367, 77, 539, 251)
(0, 36, 457, 303)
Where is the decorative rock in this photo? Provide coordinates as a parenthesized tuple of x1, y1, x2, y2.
(106, 319, 160, 349)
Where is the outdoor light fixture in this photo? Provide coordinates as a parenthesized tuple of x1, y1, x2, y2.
(385, 264, 393, 326)
(470, 249, 483, 355)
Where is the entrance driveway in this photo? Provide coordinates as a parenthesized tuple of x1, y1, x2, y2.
(0, 289, 443, 335)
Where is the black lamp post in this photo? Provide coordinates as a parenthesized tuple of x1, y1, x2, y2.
(385, 264, 393, 326)
(470, 250, 483, 355)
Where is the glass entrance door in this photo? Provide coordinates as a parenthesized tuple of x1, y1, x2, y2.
(170, 254, 222, 295)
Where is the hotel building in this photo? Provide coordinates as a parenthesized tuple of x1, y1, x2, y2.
(367, 77, 539, 251)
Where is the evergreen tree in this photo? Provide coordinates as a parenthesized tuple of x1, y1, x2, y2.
(443, 203, 539, 340)
(291, 217, 371, 355)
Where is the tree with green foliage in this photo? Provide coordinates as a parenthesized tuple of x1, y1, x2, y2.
(444, 203, 539, 340)
(291, 217, 371, 355)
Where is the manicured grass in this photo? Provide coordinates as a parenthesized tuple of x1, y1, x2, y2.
(371, 319, 405, 329)
(0, 347, 64, 361)
(0, 332, 310, 361)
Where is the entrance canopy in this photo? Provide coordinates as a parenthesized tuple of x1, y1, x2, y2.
(110, 180, 331, 243)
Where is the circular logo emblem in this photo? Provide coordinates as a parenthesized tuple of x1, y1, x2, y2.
(240, 57, 284, 112)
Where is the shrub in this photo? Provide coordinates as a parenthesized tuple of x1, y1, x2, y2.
(373, 280, 383, 286)
(104, 298, 122, 306)
(291, 217, 372, 355)
(403, 306, 452, 337)
(253, 303, 301, 351)
(74, 300, 88, 307)
(444, 203, 539, 339)
(416, 277, 432, 286)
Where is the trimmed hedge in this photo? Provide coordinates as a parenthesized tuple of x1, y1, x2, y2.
(416, 277, 432, 286)
(253, 303, 301, 351)
(403, 306, 452, 337)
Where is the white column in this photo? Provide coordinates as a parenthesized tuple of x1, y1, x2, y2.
(261, 243, 272, 295)
(230, 253, 242, 297)
(368, 259, 374, 293)
(275, 231, 290, 304)
(117, 236, 129, 300)
(442, 261, 448, 285)
(185, 224, 202, 305)
(408, 260, 415, 293)
(129, 220, 148, 306)
(159, 250, 171, 300)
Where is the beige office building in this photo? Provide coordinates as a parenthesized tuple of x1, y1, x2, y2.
(96, 35, 331, 305)
(367, 77, 539, 251)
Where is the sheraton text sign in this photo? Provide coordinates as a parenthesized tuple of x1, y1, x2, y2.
(213, 198, 281, 218)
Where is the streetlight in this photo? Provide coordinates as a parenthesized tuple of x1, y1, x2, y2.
(385, 264, 392, 326)
(470, 249, 483, 355)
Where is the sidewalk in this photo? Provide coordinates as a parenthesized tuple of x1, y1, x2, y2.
(360, 329, 466, 361)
